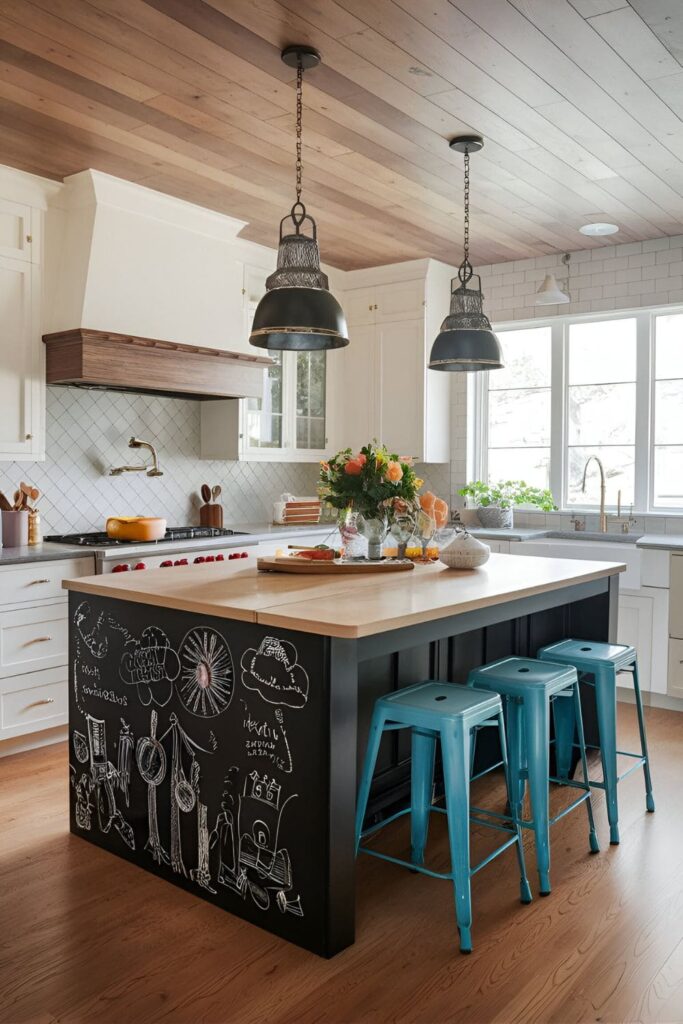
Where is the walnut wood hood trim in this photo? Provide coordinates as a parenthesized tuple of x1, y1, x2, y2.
(43, 329, 271, 400)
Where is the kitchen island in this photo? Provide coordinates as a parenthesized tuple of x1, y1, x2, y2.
(64, 553, 624, 957)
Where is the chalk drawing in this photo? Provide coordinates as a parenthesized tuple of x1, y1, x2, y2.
(177, 627, 235, 718)
(240, 637, 309, 709)
(120, 627, 180, 707)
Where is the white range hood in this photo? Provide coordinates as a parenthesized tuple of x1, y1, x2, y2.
(43, 170, 274, 399)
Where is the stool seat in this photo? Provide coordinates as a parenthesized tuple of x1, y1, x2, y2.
(539, 639, 636, 673)
(380, 680, 501, 727)
(468, 656, 577, 696)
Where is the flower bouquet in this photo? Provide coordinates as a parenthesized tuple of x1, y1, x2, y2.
(319, 443, 423, 559)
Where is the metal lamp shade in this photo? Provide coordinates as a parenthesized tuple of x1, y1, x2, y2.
(535, 272, 570, 305)
(429, 274, 503, 371)
(250, 218, 348, 351)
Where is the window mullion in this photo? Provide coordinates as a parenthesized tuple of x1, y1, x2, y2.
(550, 319, 565, 508)
(634, 311, 652, 513)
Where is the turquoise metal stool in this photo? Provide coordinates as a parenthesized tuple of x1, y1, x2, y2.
(355, 681, 532, 954)
(537, 639, 655, 845)
(467, 657, 599, 896)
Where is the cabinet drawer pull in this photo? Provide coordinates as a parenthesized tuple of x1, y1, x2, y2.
(29, 578, 50, 585)
(25, 635, 53, 645)
(25, 697, 55, 709)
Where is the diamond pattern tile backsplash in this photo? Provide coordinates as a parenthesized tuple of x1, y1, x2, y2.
(0, 388, 451, 535)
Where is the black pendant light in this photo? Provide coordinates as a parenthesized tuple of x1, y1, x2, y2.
(250, 45, 348, 352)
(429, 135, 503, 372)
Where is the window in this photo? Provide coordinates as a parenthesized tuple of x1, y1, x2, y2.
(476, 305, 683, 513)
(566, 318, 636, 507)
(486, 327, 551, 488)
(245, 352, 283, 450)
(653, 313, 683, 508)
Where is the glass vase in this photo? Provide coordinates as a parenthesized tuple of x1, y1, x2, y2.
(389, 512, 416, 560)
(338, 509, 366, 561)
(359, 514, 389, 560)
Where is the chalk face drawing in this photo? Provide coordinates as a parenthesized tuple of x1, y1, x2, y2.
(177, 627, 235, 718)
(240, 637, 309, 709)
(210, 769, 303, 916)
(120, 627, 180, 707)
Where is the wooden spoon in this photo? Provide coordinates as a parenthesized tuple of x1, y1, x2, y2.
(201, 483, 211, 505)
(0, 491, 12, 512)
(212, 485, 222, 502)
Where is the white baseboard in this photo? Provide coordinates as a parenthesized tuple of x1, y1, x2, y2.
(617, 687, 683, 713)
(0, 726, 68, 757)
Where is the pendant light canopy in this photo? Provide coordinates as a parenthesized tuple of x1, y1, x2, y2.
(429, 135, 503, 372)
(250, 45, 348, 352)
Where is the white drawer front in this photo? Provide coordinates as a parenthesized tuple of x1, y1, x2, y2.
(1, 667, 67, 737)
(0, 557, 94, 607)
(668, 638, 683, 700)
(670, 555, 683, 639)
(0, 602, 68, 676)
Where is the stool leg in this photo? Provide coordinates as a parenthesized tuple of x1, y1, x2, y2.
(631, 660, 655, 813)
(593, 668, 620, 845)
(525, 691, 551, 895)
(411, 728, 436, 865)
(497, 709, 532, 905)
(355, 707, 385, 854)
(572, 682, 600, 854)
(552, 691, 575, 780)
(505, 697, 526, 820)
(440, 723, 473, 953)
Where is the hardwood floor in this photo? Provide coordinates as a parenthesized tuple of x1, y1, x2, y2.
(1, 703, 682, 1024)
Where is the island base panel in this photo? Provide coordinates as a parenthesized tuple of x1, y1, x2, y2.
(68, 592, 354, 957)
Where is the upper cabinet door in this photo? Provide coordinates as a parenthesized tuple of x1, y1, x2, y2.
(377, 319, 425, 459)
(0, 199, 33, 262)
(0, 256, 41, 460)
(374, 279, 425, 323)
(343, 286, 377, 327)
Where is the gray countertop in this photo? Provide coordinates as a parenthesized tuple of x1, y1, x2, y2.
(0, 542, 96, 566)
(636, 534, 683, 551)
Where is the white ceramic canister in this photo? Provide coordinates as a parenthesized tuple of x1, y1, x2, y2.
(439, 530, 490, 569)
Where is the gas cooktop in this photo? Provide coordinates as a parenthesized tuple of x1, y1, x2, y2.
(46, 526, 247, 547)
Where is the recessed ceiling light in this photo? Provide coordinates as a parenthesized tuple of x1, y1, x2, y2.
(580, 222, 619, 236)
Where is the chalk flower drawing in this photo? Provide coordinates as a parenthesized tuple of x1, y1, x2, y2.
(240, 637, 309, 709)
(74, 601, 110, 659)
(119, 627, 181, 707)
(177, 627, 235, 717)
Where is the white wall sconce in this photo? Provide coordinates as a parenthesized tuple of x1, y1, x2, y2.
(536, 253, 571, 305)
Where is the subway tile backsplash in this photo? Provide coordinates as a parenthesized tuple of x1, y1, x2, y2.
(0, 387, 451, 537)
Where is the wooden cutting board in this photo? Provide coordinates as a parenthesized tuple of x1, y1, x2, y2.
(257, 557, 415, 574)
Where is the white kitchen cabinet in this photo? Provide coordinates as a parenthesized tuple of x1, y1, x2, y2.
(617, 587, 668, 694)
(339, 261, 453, 463)
(0, 197, 33, 261)
(0, 253, 43, 460)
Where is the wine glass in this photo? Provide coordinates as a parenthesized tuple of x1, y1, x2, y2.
(415, 509, 437, 563)
(389, 512, 416, 560)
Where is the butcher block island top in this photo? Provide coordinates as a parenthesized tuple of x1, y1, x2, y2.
(63, 553, 625, 639)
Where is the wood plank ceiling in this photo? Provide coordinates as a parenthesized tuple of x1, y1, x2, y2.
(0, 1, 682, 269)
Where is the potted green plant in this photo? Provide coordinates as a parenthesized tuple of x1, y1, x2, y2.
(457, 480, 557, 529)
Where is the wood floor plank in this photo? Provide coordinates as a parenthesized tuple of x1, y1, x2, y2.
(0, 703, 681, 1024)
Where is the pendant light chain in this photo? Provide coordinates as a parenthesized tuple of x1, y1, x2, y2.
(459, 144, 474, 283)
(295, 57, 303, 205)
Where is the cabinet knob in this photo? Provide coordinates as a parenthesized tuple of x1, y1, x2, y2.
(368, 305, 372, 311)
(25, 433, 32, 440)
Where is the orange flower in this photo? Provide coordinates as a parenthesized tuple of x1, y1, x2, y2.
(345, 460, 363, 476)
(399, 455, 414, 465)
(320, 461, 330, 472)
(356, 453, 367, 465)
(385, 460, 403, 483)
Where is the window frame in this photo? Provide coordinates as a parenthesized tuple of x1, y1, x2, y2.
(473, 302, 683, 514)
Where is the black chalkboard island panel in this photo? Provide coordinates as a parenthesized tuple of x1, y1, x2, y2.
(64, 553, 624, 957)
